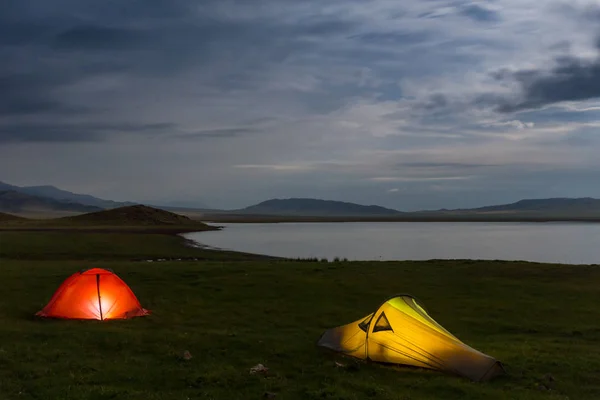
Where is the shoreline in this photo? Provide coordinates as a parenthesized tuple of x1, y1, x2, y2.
(198, 215, 600, 223)
(178, 233, 286, 261)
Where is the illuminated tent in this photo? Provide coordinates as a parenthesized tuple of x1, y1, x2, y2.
(317, 295, 505, 382)
(36, 268, 150, 320)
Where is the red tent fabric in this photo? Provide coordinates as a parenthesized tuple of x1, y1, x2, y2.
(36, 268, 150, 320)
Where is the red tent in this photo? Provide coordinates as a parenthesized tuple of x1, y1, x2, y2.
(36, 268, 150, 320)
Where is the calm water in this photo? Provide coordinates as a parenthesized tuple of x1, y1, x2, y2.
(183, 222, 600, 265)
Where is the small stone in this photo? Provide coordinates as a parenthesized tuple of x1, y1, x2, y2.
(250, 363, 269, 375)
(182, 350, 192, 360)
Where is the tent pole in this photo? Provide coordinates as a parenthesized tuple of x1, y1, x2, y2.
(96, 274, 103, 321)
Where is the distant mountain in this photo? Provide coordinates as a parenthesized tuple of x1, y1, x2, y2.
(0, 190, 102, 214)
(452, 197, 600, 214)
(239, 198, 403, 216)
(150, 200, 212, 210)
(202, 196, 600, 221)
(0, 181, 24, 193)
(0, 181, 137, 209)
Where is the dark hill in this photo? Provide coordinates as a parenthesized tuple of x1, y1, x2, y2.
(466, 198, 600, 213)
(240, 198, 402, 216)
(0, 211, 26, 222)
(0, 190, 102, 214)
(57, 204, 212, 227)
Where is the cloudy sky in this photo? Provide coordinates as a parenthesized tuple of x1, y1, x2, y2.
(3, 0, 600, 210)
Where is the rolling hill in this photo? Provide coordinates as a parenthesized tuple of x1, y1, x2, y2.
(0, 211, 26, 222)
(463, 198, 600, 213)
(0, 190, 103, 215)
(56, 204, 214, 228)
(200, 196, 600, 222)
(238, 198, 403, 216)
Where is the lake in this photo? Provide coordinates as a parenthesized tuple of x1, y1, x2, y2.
(182, 222, 600, 265)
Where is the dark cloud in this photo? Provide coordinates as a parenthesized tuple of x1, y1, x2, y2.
(292, 19, 358, 37)
(514, 106, 600, 124)
(1, 0, 195, 25)
(418, 11, 446, 20)
(0, 0, 368, 160)
(0, 98, 86, 116)
(403, 93, 474, 124)
(0, 22, 56, 46)
(548, 41, 571, 53)
(419, 94, 448, 110)
(559, 2, 600, 23)
(0, 120, 262, 143)
(85, 0, 196, 21)
(417, 3, 500, 23)
(349, 30, 433, 45)
(54, 26, 147, 50)
(458, 5, 500, 23)
(0, 122, 176, 143)
(174, 128, 261, 140)
(0, 73, 72, 94)
(472, 92, 515, 112)
(0, 57, 127, 116)
(0, 0, 359, 122)
(0, 73, 91, 116)
(395, 161, 495, 169)
(47, 10, 356, 56)
(0, 125, 103, 143)
(491, 46, 600, 112)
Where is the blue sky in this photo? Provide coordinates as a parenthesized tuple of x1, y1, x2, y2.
(2, 0, 600, 210)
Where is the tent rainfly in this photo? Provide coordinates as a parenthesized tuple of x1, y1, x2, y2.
(317, 294, 505, 382)
(36, 268, 149, 320)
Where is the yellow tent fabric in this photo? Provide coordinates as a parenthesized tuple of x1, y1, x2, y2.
(317, 295, 505, 382)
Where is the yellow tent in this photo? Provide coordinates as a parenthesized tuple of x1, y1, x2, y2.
(317, 294, 505, 382)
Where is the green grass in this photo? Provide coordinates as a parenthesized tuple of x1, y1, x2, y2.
(0, 230, 598, 399)
(0, 231, 266, 261)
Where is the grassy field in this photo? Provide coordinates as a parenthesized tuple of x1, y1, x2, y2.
(0, 229, 598, 399)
